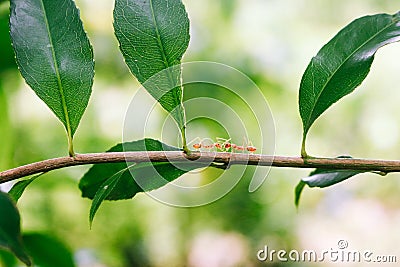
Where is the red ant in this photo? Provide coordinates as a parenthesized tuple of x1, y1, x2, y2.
(246, 145, 257, 153)
(191, 137, 257, 153)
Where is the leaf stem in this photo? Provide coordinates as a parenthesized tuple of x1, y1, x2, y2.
(301, 135, 308, 158)
(68, 134, 75, 157)
(181, 124, 190, 155)
(2, 152, 400, 184)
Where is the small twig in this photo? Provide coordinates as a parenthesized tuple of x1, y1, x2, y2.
(1, 151, 400, 184)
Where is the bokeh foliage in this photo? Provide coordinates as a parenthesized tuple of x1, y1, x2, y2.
(1, 0, 400, 266)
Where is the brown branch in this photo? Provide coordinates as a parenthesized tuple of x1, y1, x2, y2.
(1, 151, 400, 183)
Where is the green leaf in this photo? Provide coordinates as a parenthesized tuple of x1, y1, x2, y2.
(8, 174, 42, 202)
(295, 156, 368, 206)
(0, 192, 31, 266)
(113, 0, 189, 134)
(89, 168, 127, 226)
(295, 169, 364, 207)
(294, 180, 306, 208)
(80, 138, 206, 222)
(299, 12, 400, 156)
(10, 0, 94, 156)
(302, 168, 365, 188)
(79, 138, 205, 201)
(23, 233, 75, 267)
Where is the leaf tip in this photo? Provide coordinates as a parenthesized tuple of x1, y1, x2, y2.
(88, 205, 96, 230)
(294, 180, 306, 208)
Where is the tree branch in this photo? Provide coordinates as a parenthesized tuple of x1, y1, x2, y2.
(1, 151, 400, 183)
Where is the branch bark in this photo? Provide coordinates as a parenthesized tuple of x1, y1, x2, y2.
(1, 151, 400, 183)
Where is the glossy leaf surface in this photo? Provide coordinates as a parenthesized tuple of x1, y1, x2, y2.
(113, 0, 189, 130)
(89, 169, 125, 226)
(8, 174, 42, 202)
(295, 168, 364, 207)
(302, 169, 364, 188)
(79, 139, 204, 201)
(299, 12, 400, 155)
(10, 0, 94, 155)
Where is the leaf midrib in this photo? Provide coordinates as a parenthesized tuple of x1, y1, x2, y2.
(305, 15, 398, 130)
(149, 0, 183, 118)
(40, 0, 73, 139)
(89, 167, 127, 225)
(149, 0, 170, 71)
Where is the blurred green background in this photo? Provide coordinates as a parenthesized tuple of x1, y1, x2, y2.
(1, 0, 400, 266)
